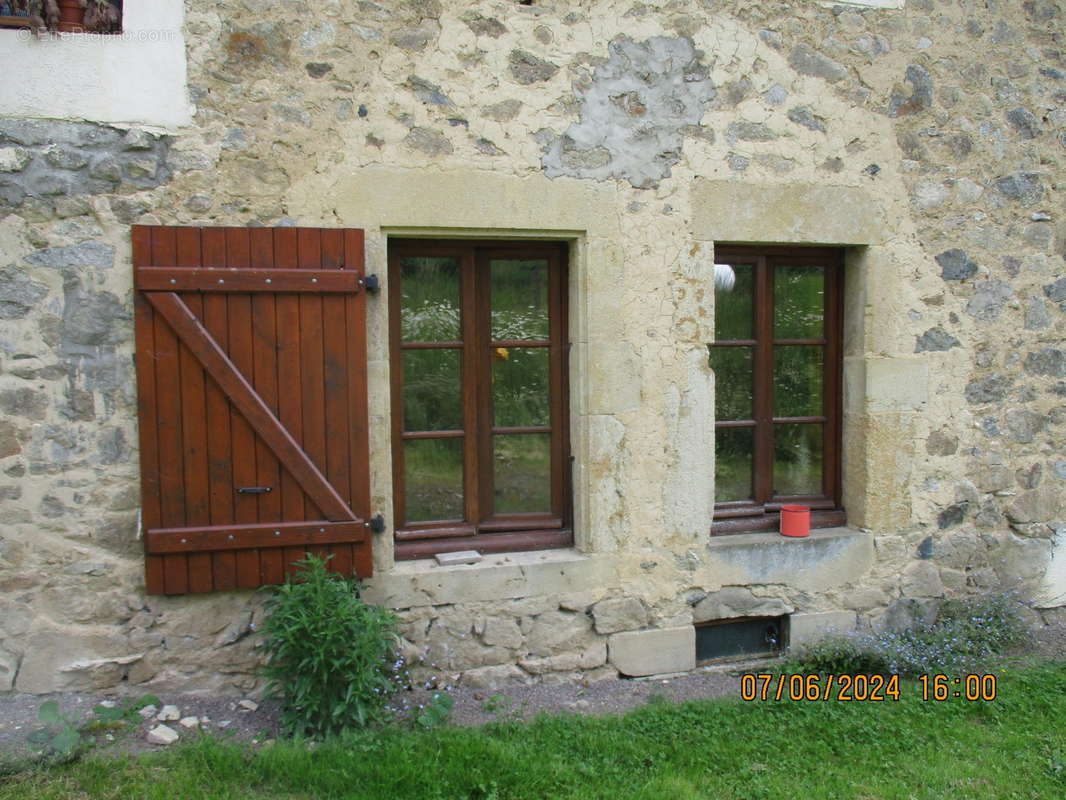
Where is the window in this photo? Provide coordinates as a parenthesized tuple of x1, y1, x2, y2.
(388, 240, 572, 559)
(709, 246, 845, 533)
(1, 1, 123, 33)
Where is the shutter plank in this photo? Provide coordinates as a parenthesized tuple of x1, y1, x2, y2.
(150, 227, 189, 595)
(273, 228, 307, 575)
(321, 229, 353, 574)
(133, 227, 165, 595)
(201, 228, 236, 591)
(175, 228, 213, 594)
(250, 228, 284, 586)
(298, 229, 328, 562)
(225, 228, 261, 590)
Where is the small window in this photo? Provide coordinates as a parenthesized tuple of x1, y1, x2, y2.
(1, 1, 123, 34)
(710, 246, 845, 533)
(388, 240, 572, 559)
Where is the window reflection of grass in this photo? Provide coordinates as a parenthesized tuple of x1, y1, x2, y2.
(403, 350, 462, 432)
(404, 438, 463, 523)
(493, 348, 549, 427)
(774, 424, 822, 496)
(707, 347, 753, 421)
(773, 346, 823, 418)
(713, 263, 753, 341)
(774, 266, 824, 339)
(714, 428, 753, 503)
(494, 435, 550, 513)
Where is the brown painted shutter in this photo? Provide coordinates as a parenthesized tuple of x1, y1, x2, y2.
(132, 225, 372, 595)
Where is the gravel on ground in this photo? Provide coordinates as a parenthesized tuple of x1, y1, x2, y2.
(2, 621, 1062, 760)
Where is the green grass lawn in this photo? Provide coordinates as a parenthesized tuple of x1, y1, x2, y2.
(3, 663, 1064, 800)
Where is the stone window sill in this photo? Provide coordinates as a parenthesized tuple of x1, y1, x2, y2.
(363, 548, 616, 609)
(704, 527, 875, 593)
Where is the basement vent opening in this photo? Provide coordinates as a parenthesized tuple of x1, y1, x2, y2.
(695, 615, 789, 664)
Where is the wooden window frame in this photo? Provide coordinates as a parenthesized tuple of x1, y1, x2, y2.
(711, 245, 845, 535)
(388, 239, 572, 560)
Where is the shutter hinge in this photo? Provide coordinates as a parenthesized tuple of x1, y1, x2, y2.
(359, 274, 380, 293)
(368, 513, 386, 533)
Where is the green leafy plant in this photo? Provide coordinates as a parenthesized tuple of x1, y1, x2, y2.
(415, 691, 454, 728)
(25, 692, 161, 767)
(260, 554, 404, 738)
(27, 700, 84, 761)
(480, 693, 509, 713)
(87, 694, 160, 728)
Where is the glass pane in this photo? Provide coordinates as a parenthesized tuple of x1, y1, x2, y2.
(403, 349, 462, 432)
(400, 256, 461, 341)
(773, 346, 824, 418)
(494, 434, 551, 513)
(774, 265, 824, 339)
(404, 438, 464, 523)
(715, 426, 754, 503)
(493, 347, 549, 427)
(708, 346, 753, 421)
(714, 262, 754, 341)
(491, 259, 549, 341)
(774, 424, 823, 496)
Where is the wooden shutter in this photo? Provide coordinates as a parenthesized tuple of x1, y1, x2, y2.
(132, 225, 372, 595)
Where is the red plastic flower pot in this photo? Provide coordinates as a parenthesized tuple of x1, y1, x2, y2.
(780, 505, 810, 537)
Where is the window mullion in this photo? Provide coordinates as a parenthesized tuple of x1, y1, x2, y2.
(461, 248, 482, 527)
(548, 247, 564, 519)
(824, 254, 843, 504)
(473, 248, 495, 527)
(752, 256, 774, 506)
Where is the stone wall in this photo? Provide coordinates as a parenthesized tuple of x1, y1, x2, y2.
(0, 0, 1063, 694)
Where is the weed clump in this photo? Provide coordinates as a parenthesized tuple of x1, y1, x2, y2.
(260, 555, 404, 738)
(784, 592, 1029, 676)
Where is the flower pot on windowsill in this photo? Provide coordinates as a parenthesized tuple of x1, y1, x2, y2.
(780, 505, 811, 537)
(57, 0, 85, 32)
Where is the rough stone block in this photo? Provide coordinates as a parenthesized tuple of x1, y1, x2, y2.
(462, 664, 533, 689)
(692, 587, 792, 623)
(608, 626, 695, 677)
(0, 147, 32, 172)
(0, 645, 18, 692)
(591, 597, 649, 634)
(480, 617, 523, 649)
(147, 725, 179, 746)
(789, 611, 856, 651)
(519, 643, 607, 674)
(901, 561, 945, 598)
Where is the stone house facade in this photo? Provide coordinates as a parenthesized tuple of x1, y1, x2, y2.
(0, 0, 1063, 694)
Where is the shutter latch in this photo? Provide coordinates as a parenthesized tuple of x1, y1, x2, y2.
(368, 514, 386, 533)
(359, 274, 380, 293)
(237, 486, 273, 494)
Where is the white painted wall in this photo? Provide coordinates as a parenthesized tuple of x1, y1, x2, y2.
(0, 0, 191, 130)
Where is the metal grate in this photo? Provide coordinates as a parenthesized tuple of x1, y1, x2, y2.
(695, 615, 789, 664)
